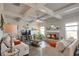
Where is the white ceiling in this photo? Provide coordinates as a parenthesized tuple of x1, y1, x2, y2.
(45, 3, 71, 11)
(0, 3, 79, 23)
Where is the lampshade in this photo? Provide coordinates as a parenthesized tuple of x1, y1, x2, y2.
(4, 23, 17, 33)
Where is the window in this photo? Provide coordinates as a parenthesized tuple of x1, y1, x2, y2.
(65, 22, 78, 39)
(40, 26, 45, 36)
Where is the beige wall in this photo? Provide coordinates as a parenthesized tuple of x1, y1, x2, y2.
(44, 14, 79, 39)
(45, 17, 61, 28)
(44, 17, 62, 38)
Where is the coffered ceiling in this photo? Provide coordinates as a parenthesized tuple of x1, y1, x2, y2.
(0, 3, 79, 23)
(45, 3, 72, 11)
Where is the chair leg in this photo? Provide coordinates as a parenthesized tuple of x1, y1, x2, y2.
(23, 54, 29, 56)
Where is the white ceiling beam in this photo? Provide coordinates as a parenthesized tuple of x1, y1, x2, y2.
(25, 3, 62, 19)
(4, 11, 23, 18)
(56, 4, 79, 16)
(19, 8, 36, 21)
(0, 4, 23, 20)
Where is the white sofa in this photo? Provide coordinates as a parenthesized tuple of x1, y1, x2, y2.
(1, 42, 29, 56)
(0, 29, 29, 56)
(14, 42, 29, 56)
(42, 39, 79, 56)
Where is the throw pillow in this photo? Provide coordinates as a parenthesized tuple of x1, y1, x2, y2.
(56, 41, 66, 51)
(14, 40, 21, 45)
(49, 42, 56, 47)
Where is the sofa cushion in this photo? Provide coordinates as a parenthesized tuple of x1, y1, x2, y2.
(3, 36, 12, 47)
(14, 42, 29, 56)
(67, 37, 75, 43)
(56, 41, 66, 51)
(56, 38, 75, 52)
(3, 36, 18, 48)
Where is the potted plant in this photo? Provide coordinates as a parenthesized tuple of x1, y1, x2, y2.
(33, 32, 45, 41)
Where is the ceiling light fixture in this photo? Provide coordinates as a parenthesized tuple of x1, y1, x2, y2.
(36, 19, 42, 23)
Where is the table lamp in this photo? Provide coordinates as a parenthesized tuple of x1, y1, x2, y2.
(3, 23, 17, 53)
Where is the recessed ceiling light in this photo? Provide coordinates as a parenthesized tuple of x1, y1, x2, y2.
(36, 19, 42, 23)
(51, 25, 54, 28)
(40, 9, 46, 13)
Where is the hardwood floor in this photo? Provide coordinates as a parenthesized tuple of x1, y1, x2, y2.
(29, 46, 42, 56)
(24, 41, 47, 56)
